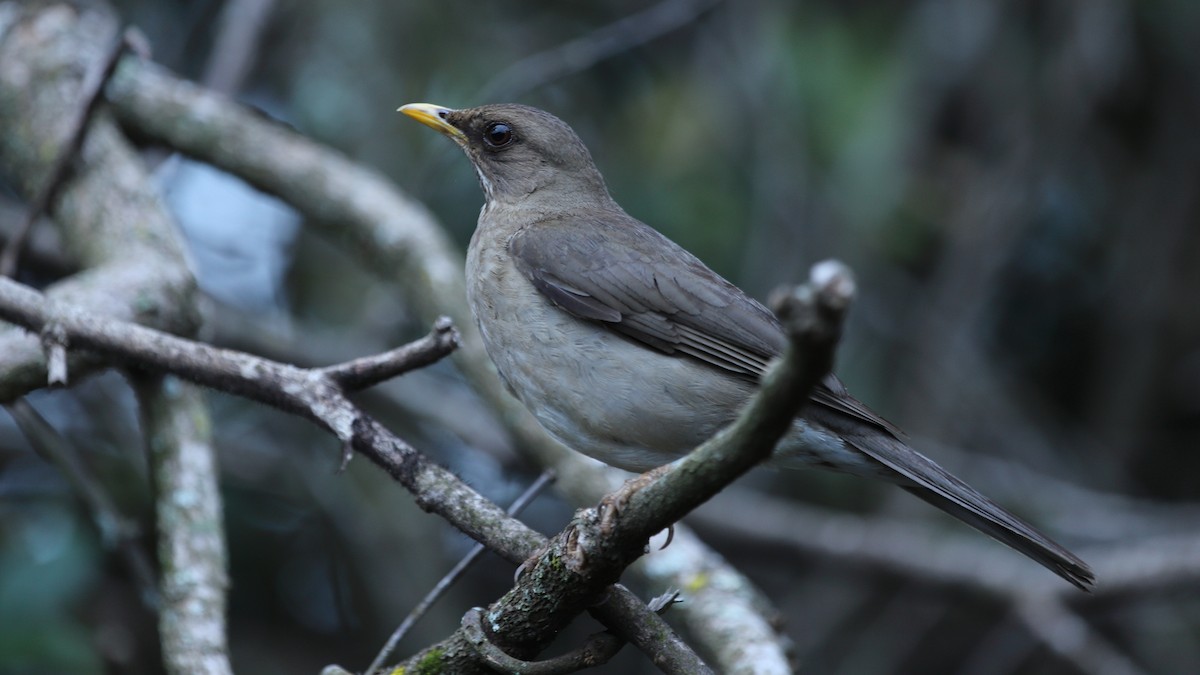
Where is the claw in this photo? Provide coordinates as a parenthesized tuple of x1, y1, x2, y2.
(658, 523, 675, 550)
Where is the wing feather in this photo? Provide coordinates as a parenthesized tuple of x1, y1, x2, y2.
(508, 210, 900, 436)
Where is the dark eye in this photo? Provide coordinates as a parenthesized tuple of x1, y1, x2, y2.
(483, 122, 514, 148)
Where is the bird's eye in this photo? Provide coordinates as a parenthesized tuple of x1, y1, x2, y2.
(483, 122, 514, 148)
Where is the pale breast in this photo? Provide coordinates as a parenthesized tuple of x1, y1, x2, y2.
(466, 220, 872, 475)
(467, 223, 758, 471)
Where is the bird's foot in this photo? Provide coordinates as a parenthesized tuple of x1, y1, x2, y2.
(598, 465, 671, 535)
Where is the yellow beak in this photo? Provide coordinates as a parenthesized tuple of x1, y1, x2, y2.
(398, 103, 467, 143)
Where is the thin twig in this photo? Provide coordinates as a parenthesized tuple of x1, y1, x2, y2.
(366, 470, 557, 675)
(0, 28, 131, 277)
(321, 316, 459, 391)
(0, 277, 550, 556)
(621, 527, 790, 673)
(200, 0, 276, 95)
(4, 398, 161, 609)
(0, 12, 194, 405)
(0, 270, 711, 672)
(1014, 597, 1146, 675)
(0, 198, 75, 277)
(914, 440, 1200, 541)
(476, 0, 725, 101)
(690, 485, 1200, 598)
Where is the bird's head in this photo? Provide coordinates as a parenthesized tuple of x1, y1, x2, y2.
(400, 103, 612, 208)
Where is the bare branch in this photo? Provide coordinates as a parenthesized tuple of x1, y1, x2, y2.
(393, 261, 854, 674)
(1014, 597, 1147, 675)
(0, 10, 224, 673)
(0, 6, 197, 401)
(106, 54, 787, 671)
(200, 0, 276, 95)
(0, 270, 715, 671)
(321, 316, 459, 391)
(366, 470, 557, 674)
(133, 376, 232, 675)
(0, 198, 75, 277)
(690, 485, 1200, 599)
(461, 607, 624, 674)
(0, 25, 126, 277)
(477, 0, 725, 100)
(4, 398, 160, 608)
(0, 276, 555, 562)
(627, 527, 792, 672)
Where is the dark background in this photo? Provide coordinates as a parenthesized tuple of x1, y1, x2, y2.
(1, 0, 1198, 673)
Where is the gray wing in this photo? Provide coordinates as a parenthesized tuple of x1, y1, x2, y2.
(508, 211, 903, 437)
(509, 212, 782, 379)
(510, 214, 1096, 590)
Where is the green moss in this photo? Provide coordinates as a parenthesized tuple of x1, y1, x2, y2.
(411, 647, 445, 674)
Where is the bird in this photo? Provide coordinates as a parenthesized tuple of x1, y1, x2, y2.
(400, 102, 1094, 590)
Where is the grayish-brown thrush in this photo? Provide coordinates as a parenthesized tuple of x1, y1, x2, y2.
(401, 102, 1094, 590)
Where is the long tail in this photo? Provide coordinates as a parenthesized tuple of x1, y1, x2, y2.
(845, 432, 1094, 591)
(899, 486, 1094, 590)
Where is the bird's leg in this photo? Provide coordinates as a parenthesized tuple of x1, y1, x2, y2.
(598, 464, 672, 536)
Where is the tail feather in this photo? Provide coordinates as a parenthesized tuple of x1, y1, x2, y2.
(900, 486, 1094, 590)
(846, 433, 1095, 590)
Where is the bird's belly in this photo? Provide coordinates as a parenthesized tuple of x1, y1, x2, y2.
(467, 245, 755, 471)
(466, 239, 870, 475)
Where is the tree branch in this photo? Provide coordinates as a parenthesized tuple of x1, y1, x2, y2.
(0, 5, 197, 400)
(105, 52, 790, 671)
(366, 470, 557, 674)
(0, 18, 128, 277)
(320, 316, 458, 391)
(0, 274, 556, 558)
(391, 261, 855, 673)
(476, 0, 726, 101)
(4, 398, 160, 608)
(133, 375, 232, 675)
